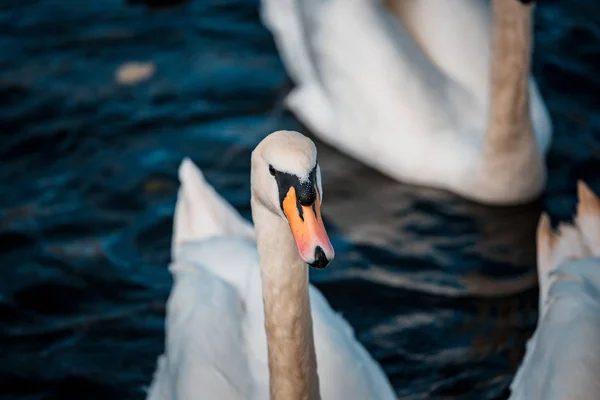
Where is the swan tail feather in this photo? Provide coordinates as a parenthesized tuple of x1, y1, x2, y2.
(536, 212, 555, 294)
(536, 181, 600, 309)
(172, 158, 255, 259)
(575, 180, 600, 256)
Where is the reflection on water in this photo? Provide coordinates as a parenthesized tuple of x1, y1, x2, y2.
(313, 159, 540, 398)
(0, 0, 599, 399)
(318, 139, 542, 295)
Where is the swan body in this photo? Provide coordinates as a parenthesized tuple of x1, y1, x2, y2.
(509, 182, 600, 399)
(260, 0, 553, 205)
(147, 132, 396, 399)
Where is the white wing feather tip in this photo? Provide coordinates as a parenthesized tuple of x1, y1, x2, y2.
(575, 180, 600, 257)
(577, 180, 600, 218)
(172, 158, 255, 256)
(536, 212, 554, 272)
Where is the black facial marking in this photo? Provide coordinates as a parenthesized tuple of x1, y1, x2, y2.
(271, 164, 318, 212)
(269, 165, 276, 176)
(296, 200, 304, 221)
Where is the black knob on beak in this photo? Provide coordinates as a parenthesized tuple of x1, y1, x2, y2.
(309, 246, 330, 269)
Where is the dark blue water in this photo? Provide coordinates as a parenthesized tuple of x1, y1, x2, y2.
(1, 0, 598, 399)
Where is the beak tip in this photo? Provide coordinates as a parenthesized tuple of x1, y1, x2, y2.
(308, 246, 332, 269)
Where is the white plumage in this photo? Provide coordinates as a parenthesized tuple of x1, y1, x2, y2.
(509, 182, 600, 399)
(260, 0, 553, 204)
(146, 155, 396, 400)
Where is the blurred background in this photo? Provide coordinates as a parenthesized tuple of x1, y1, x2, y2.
(1, 0, 599, 399)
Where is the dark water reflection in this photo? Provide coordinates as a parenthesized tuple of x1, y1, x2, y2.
(0, 0, 599, 399)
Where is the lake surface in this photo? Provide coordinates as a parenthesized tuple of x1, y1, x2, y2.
(1, 0, 599, 398)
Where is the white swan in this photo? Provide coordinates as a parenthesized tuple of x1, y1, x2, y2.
(509, 182, 600, 399)
(147, 130, 396, 400)
(260, 0, 552, 205)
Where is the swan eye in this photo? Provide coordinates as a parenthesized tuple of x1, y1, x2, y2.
(269, 165, 276, 176)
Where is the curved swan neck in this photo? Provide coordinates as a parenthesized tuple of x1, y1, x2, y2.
(475, 0, 545, 203)
(485, 0, 534, 152)
(251, 199, 321, 400)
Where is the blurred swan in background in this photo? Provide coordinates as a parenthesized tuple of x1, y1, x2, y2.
(509, 182, 600, 399)
(147, 131, 396, 400)
(261, 0, 552, 205)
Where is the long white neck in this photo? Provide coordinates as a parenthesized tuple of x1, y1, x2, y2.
(486, 0, 533, 146)
(251, 198, 321, 400)
(481, 0, 544, 188)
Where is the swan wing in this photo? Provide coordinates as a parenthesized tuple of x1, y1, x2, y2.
(147, 256, 254, 400)
(148, 158, 263, 400)
(310, 287, 397, 400)
(509, 257, 600, 400)
(510, 182, 600, 399)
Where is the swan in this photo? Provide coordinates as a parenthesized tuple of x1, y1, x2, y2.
(260, 0, 552, 205)
(509, 181, 600, 399)
(146, 130, 396, 400)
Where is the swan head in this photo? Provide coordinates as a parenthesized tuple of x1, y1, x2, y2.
(251, 130, 334, 269)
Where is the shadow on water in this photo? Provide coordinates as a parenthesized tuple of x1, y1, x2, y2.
(0, 0, 599, 399)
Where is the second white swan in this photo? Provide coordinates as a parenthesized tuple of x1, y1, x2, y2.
(261, 0, 553, 205)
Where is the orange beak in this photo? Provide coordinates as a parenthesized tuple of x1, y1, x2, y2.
(282, 186, 334, 268)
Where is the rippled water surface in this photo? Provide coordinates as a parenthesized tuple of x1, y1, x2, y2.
(1, 0, 599, 399)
